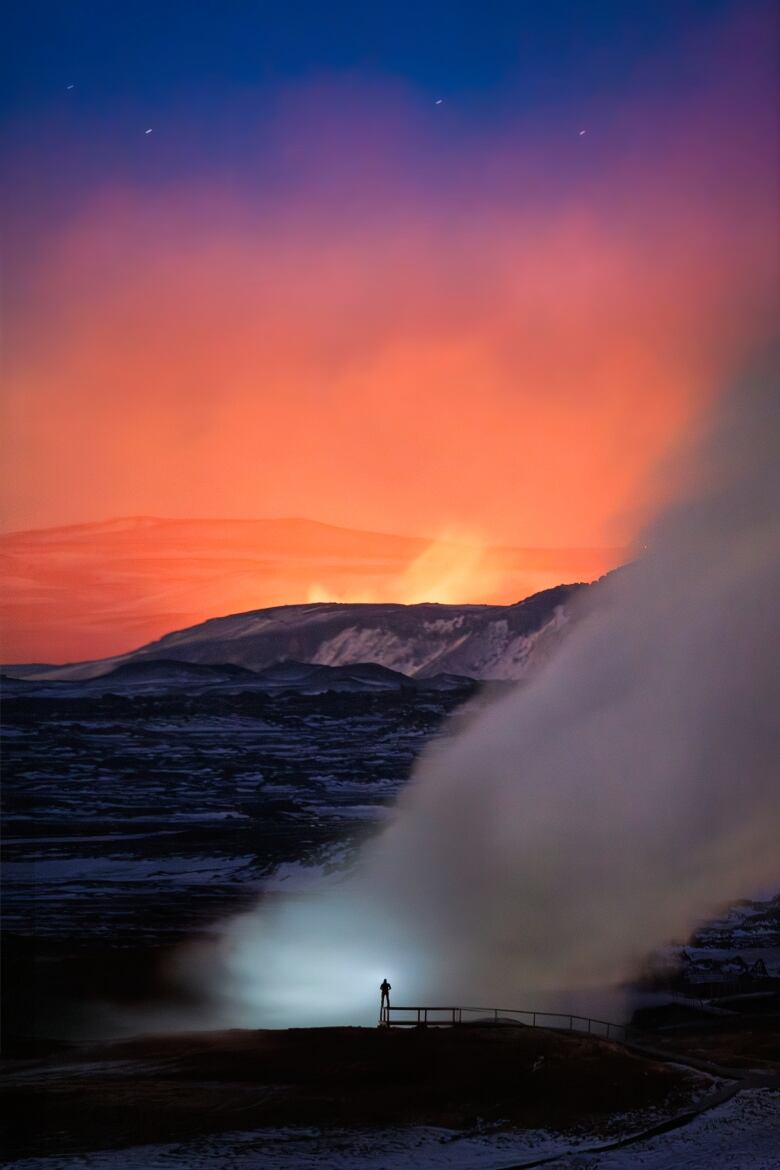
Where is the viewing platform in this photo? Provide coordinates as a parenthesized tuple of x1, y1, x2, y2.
(379, 1004, 628, 1041)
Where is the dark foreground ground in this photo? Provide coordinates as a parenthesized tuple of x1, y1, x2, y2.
(1, 1024, 699, 1161)
(3, 684, 779, 1165)
(632, 995, 780, 1073)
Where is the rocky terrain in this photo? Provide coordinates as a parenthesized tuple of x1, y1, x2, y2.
(1, 667, 489, 1042)
(2, 677, 481, 943)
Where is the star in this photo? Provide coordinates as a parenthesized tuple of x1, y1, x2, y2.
(435, 98, 443, 105)
(579, 129, 587, 136)
(144, 128, 153, 134)
(66, 84, 75, 91)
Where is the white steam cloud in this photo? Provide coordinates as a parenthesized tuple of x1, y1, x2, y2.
(193, 351, 780, 1028)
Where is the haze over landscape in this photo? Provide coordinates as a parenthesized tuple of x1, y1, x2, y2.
(2, 3, 779, 1167)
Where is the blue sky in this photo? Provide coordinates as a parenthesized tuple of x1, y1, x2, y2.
(2, 1, 743, 117)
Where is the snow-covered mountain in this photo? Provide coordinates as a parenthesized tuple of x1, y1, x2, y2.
(6, 582, 589, 683)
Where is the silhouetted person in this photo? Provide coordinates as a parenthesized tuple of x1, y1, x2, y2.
(380, 978, 391, 1019)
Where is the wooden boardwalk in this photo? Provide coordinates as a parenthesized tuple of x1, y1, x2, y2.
(379, 1004, 627, 1041)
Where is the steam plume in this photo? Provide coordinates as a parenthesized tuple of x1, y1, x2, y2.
(198, 350, 780, 1027)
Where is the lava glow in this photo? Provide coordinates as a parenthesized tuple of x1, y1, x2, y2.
(1, 9, 778, 661)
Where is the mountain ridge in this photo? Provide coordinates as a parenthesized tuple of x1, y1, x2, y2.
(5, 582, 590, 683)
(0, 515, 622, 663)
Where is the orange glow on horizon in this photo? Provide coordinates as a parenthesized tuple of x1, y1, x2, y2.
(4, 187, 774, 545)
(1, 56, 777, 662)
(0, 518, 623, 663)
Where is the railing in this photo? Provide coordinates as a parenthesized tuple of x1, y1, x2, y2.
(380, 1004, 628, 1041)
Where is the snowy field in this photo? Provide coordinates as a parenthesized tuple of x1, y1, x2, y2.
(7, 1090, 779, 1170)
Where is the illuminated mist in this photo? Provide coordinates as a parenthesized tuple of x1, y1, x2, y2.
(186, 351, 779, 1028)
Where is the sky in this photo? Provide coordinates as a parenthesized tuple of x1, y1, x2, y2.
(1, 1, 778, 657)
